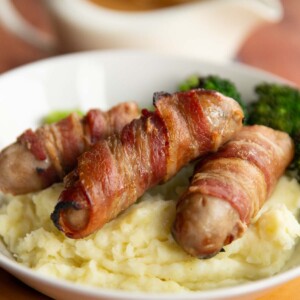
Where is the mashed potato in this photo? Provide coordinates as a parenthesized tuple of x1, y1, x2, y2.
(0, 173, 300, 292)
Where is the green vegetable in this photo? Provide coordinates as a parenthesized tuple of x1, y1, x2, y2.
(248, 83, 300, 136)
(248, 83, 300, 180)
(42, 109, 84, 124)
(290, 132, 300, 180)
(178, 75, 247, 120)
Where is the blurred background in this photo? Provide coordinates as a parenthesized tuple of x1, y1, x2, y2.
(0, 0, 299, 86)
(0, 0, 299, 299)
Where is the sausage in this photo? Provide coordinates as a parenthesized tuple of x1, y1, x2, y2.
(172, 125, 294, 258)
(0, 102, 139, 195)
(51, 89, 244, 239)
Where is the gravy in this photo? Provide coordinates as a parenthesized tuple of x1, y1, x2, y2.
(88, 0, 196, 12)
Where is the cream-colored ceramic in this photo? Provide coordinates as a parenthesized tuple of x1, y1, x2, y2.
(0, 0, 283, 61)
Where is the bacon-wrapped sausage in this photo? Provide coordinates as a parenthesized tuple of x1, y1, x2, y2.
(172, 125, 294, 258)
(51, 89, 244, 239)
(0, 102, 139, 195)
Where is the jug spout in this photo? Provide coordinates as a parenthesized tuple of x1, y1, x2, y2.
(196, 0, 283, 61)
(241, 0, 283, 22)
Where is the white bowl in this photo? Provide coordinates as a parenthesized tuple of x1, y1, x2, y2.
(0, 50, 299, 300)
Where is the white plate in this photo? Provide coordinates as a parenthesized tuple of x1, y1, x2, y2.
(0, 50, 299, 300)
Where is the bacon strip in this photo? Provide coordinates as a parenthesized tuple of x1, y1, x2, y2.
(172, 125, 294, 258)
(51, 89, 244, 239)
(0, 102, 139, 195)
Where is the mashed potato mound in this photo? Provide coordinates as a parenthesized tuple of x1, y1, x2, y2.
(0, 175, 300, 292)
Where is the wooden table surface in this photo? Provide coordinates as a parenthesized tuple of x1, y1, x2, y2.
(0, 0, 300, 299)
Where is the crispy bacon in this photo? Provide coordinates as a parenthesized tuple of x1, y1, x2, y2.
(0, 102, 139, 195)
(172, 125, 294, 258)
(51, 89, 244, 239)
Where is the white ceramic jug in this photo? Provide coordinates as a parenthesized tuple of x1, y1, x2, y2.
(0, 0, 283, 62)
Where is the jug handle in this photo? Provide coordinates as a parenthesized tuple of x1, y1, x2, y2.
(0, 0, 56, 52)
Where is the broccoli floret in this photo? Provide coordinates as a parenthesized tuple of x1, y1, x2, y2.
(248, 83, 300, 136)
(289, 132, 300, 181)
(248, 83, 300, 180)
(179, 75, 247, 120)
